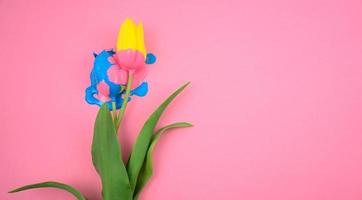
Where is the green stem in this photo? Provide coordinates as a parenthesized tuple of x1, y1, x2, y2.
(116, 73, 133, 132)
(112, 101, 117, 127)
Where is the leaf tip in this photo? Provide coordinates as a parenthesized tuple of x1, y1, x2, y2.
(8, 188, 20, 193)
(182, 122, 193, 127)
(177, 81, 191, 91)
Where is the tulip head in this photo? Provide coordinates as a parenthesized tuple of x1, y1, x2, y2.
(85, 18, 156, 110)
(85, 50, 149, 110)
(116, 18, 146, 60)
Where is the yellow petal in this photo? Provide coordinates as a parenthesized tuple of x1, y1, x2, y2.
(116, 18, 137, 51)
(136, 22, 147, 58)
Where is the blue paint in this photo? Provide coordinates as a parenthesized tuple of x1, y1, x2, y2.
(85, 50, 157, 110)
(131, 82, 149, 97)
(146, 53, 157, 64)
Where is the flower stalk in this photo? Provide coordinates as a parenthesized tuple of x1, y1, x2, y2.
(112, 101, 117, 126)
(115, 73, 134, 132)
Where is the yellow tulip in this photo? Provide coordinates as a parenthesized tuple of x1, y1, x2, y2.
(116, 18, 147, 59)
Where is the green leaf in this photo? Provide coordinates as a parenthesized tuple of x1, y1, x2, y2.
(127, 82, 190, 193)
(9, 181, 87, 200)
(92, 104, 132, 200)
(133, 122, 193, 200)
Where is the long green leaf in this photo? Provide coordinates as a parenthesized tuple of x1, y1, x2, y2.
(9, 181, 87, 200)
(127, 82, 190, 193)
(92, 104, 132, 200)
(133, 122, 193, 200)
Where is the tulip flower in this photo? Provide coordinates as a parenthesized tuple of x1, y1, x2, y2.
(85, 18, 156, 113)
(114, 18, 155, 89)
(85, 50, 150, 110)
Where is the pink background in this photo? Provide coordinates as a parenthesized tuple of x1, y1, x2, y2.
(1, 0, 362, 199)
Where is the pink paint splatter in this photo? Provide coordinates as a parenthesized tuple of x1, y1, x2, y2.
(114, 50, 145, 72)
(107, 65, 128, 85)
(96, 80, 111, 102)
(107, 56, 116, 64)
(114, 50, 148, 89)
